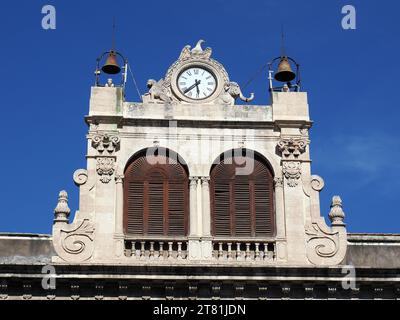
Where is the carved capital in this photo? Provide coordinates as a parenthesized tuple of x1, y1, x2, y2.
(273, 177, 284, 188)
(189, 176, 199, 187)
(278, 137, 307, 159)
(282, 161, 301, 187)
(201, 176, 210, 185)
(115, 173, 124, 184)
(92, 133, 120, 155)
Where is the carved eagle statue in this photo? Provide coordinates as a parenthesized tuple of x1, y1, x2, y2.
(179, 40, 212, 60)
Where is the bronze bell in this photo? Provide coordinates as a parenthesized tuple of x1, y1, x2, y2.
(101, 51, 121, 74)
(274, 56, 296, 82)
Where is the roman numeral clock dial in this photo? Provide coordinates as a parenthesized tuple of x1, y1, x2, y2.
(177, 67, 217, 100)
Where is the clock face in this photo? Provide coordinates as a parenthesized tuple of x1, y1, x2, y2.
(177, 67, 217, 100)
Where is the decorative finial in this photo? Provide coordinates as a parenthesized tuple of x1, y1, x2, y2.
(54, 190, 70, 223)
(328, 196, 345, 226)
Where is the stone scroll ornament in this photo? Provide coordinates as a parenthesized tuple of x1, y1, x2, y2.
(91, 133, 120, 183)
(304, 176, 347, 265)
(52, 180, 95, 262)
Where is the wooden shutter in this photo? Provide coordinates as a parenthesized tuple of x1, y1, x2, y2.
(124, 152, 189, 237)
(211, 152, 275, 238)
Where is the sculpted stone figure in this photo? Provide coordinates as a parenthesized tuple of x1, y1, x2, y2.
(218, 82, 254, 104)
(226, 82, 254, 102)
(145, 79, 172, 103)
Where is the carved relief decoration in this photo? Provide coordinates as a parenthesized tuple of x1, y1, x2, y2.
(282, 161, 301, 187)
(91, 133, 120, 183)
(60, 219, 95, 258)
(96, 157, 115, 183)
(305, 220, 339, 259)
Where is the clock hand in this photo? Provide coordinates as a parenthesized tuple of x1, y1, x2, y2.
(183, 80, 201, 94)
(196, 80, 200, 96)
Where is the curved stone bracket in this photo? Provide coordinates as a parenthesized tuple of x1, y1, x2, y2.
(304, 175, 347, 266)
(53, 169, 97, 263)
(53, 218, 95, 263)
(305, 218, 347, 266)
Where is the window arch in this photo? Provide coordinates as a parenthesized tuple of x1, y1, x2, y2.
(123, 149, 189, 237)
(210, 150, 275, 238)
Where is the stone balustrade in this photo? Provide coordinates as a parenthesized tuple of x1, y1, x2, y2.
(124, 239, 188, 260)
(212, 240, 276, 262)
(123, 238, 276, 262)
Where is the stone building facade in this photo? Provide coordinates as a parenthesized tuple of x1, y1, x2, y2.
(0, 41, 399, 300)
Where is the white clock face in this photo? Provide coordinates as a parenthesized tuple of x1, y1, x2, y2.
(177, 67, 217, 100)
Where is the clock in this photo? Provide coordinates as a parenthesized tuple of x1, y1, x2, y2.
(177, 66, 217, 100)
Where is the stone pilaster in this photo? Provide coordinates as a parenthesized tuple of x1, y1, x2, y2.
(114, 174, 124, 235)
(114, 173, 124, 257)
(188, 176, 201, 260)
(189, 176, 199, 237)
(201, 176, 212, 259)
(201, 177, 211, 237)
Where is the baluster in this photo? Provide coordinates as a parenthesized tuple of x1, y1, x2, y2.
(140, 241, 146, 259)
(236, 243, 242, 261)
(212, 243, 218, 259)
(245, 243, 251, 261)
(154, 241, 160, 259)
(181, 242, 187, 259)
(159, 242, 164, 260)
(273, 243, 276, 261)
(218, 242, 223, 260)
(134, 241, 140, 258)
(125, 241, 132, 257)
(263, 242, 271, 261)
(177, 242, 183, 260)
(149, 241, 155, 259)
(255, 242, 261, 261)
(168, 242, 173, 259)
(227, 243, 233, 260)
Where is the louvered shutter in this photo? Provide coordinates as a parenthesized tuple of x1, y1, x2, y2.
(211, 153, 275, 238)
(124, 152, 188, 237)
(126, 181, 144, 234)
(147, 171, 165, 235)
(234, 176, 252, 236)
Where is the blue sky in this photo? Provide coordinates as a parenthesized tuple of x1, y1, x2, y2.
(0, 0, 399, 234)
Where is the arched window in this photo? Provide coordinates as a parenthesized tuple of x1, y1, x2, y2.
(123, 149, 189, 237)
(210, 150, 275, 238)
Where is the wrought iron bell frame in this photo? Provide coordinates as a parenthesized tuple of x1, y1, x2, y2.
(267, 56, 301, 93)
(95, 50, 128, 88)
